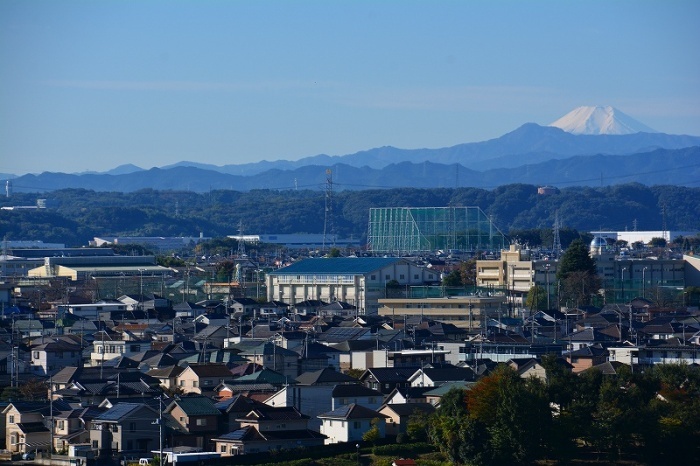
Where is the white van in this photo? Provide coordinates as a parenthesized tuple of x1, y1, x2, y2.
(139, 459, 151, 466)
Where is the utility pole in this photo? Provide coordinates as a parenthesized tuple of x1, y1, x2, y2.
(152, 395, 164, 466)
(49, 375, 54, 457)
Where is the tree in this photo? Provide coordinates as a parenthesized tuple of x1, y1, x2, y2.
(428, 387, 471, 464)
(362, 417, 381, 445)
(443, 269, 464, 287)
(525, 285, 547, 311)
(649, 237, 667, 247)
(557, 239, 601, 307)
(464, 366, 552, 465)
(459, 258, 477, 287)
(557, 239, 597, 280)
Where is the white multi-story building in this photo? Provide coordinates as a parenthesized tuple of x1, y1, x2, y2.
(267, 257, 438, 316)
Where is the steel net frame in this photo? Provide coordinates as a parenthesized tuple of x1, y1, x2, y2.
(367, 206, 508, 255)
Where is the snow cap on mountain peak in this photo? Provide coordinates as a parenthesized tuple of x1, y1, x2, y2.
(548, 106, 657, 135)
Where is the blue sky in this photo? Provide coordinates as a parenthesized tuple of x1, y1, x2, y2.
(1, 1, 698, 175)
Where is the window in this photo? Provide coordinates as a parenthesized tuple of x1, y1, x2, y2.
(130, 345, 140, 352)
(220, 445, 227, 453)
(371, 275, 376, 280)
(179, 380, 184, 386)
(9, 415, 15, 424)
(196, 418, 207, 426)
(204, 380, 211, 386)
(414, 274, 419, 279)
(354, 421, 361, 429)
(111, 425, 119, 433)
(10, 433, 17, 445)
(193, 381, 199, 388)
(385, 274, 390, 280)
(58, 420, 64, 430)
(92, 440, 98, 449)
(180, 417, 185, 422)
(399, 274, 405, 279)
(130, 422, 136, 432)
(33, 351, 40, 359)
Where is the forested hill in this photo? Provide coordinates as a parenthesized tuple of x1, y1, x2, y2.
(1, 183, 698, 248)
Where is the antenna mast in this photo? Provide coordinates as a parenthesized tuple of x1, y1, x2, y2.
(323, 169, 335, 251)
(552, 211, 562, 258)
(237, 221, 246, 258)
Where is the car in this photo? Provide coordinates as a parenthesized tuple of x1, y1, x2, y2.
(22, 451, 35, 460)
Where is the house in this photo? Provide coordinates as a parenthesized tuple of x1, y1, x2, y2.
(164, 395, 222, 450)
(378, 402, 435, 437)
(193, 325, 231, 349)
(507, 358, 548, 380)
(146, 365, 185, 390)
(423, 382, 475, 406)
(407, 366, 476, 388)
(90, 331, 152, 366)
(214, 394, 264, 433)
(176, 363, 232, 395)
(359, 367, 415, 395)
(229, 298, 260, 318)
(52, 406, 105, 453)
(237, 342, 300, 379)
(297, 341, 343, 373)
(212, 404, 324, 456)
(29, 340, 83, 376)
(318, 403, 388, 445)
(564, 344, 609, 373)
(383, 386, 431, 405)
(3, 401, 54, 455)
(262, 368, 359, 431)
(331, 384, 384, 411)
(89, 402, 160, 460)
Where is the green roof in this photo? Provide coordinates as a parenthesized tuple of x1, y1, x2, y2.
(170, 396, 220, 416)
(268, 257, 404, 276)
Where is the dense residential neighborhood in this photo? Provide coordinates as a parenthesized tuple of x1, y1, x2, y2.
(1, 227, 700, 465)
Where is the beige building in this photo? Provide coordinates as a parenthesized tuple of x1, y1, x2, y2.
(4, 402, 50, 455)
(176, 363, 233, 395)
(476, 244, 559, 310)
(378, 296, 507, 329)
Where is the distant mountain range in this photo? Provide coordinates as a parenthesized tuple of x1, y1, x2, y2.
(4, 107, 700, 193)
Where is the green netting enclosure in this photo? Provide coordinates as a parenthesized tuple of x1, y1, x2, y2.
(367, 207, 508, 255)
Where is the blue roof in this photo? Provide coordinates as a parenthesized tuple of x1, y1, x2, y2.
(95, 402, 153, 421)
(269, 257, 404, 276)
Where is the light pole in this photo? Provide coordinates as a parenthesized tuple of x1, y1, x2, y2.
(356, 443, 360, 465)
(642, 267, 648, 298)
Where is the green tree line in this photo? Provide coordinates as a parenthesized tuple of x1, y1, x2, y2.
(408, 360, 700, 465)
(1, 183, 699, 248)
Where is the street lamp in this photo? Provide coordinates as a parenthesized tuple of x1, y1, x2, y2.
(356, 443, 360, 465)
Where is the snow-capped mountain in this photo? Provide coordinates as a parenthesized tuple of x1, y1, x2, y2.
(548, 106, 657, 135)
